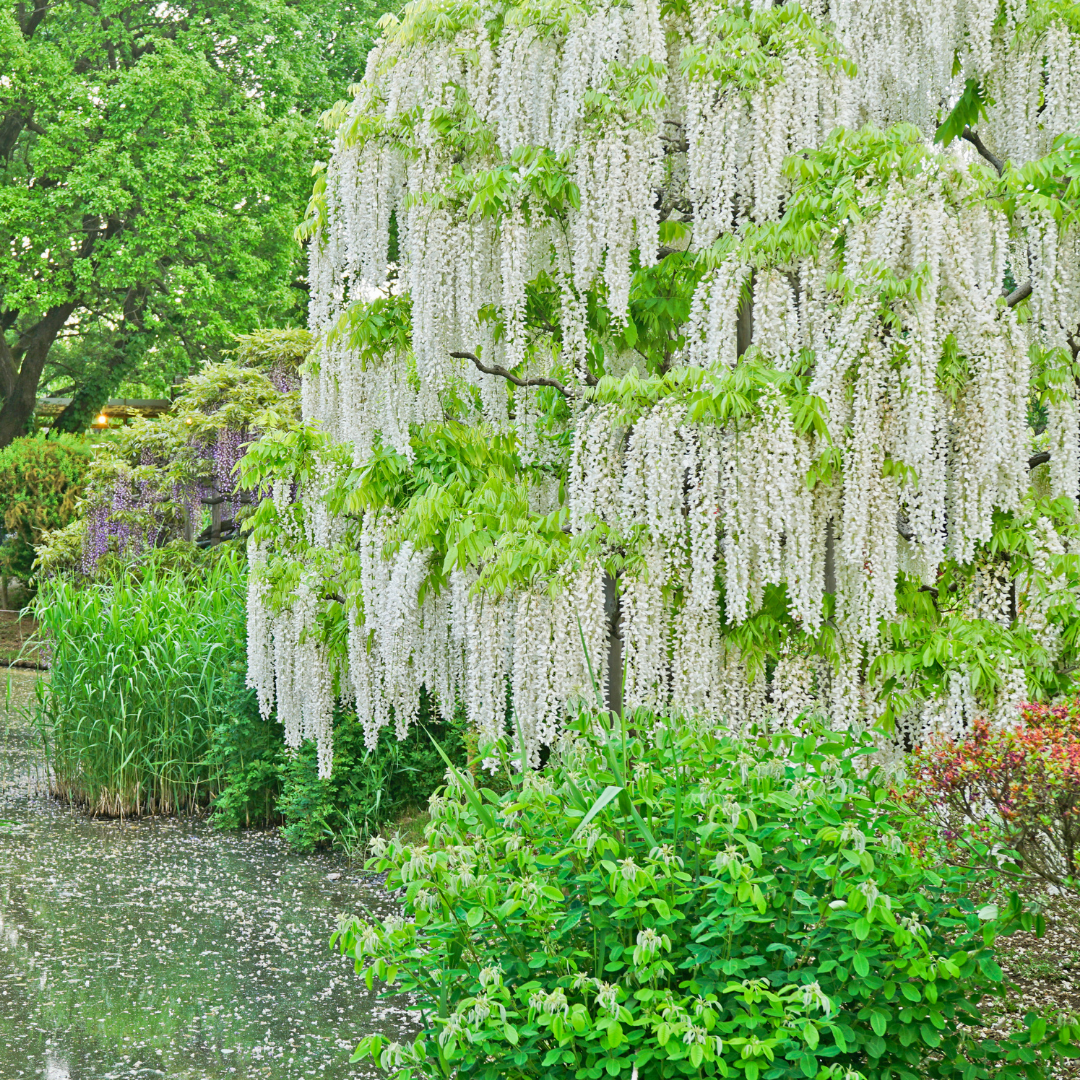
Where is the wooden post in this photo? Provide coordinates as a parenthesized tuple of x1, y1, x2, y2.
(199, 477, 225, 547)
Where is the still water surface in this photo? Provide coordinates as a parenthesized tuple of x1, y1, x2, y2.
(0, 668, 411, 1080)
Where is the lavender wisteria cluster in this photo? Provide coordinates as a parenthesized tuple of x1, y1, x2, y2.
(81, 450, 166, 575)
(37, 334, 305, 579)
(80, 431, 255, 574)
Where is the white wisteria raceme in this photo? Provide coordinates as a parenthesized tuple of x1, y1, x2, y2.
(242, 0, 1080, 774)
(306, 0, 852, 356)
(721, 386, 826, 631)
(829, 0, 1080, 160)
(246, 541, 275, 723)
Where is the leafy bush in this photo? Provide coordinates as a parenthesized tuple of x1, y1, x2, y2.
(906, 701, 1080, 888)
(210, 694, 467, 853)
(337, 715, 1073, 1080)
(281, 707, 465, 854)
(0, 433, 89, 597)
(35, 550, 248, 815)
(203, 665, 285, 829)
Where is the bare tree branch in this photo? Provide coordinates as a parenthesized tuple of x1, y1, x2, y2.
(961, 126, 1003, 176)
(660, 120, 688, 155)
(954, 132, 1037, 312)
(451, 350, 595, 396)
(1029, 451, 1050, 469)
(1005, 280, 1033, 307)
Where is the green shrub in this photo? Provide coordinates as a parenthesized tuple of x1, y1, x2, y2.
(337, 715, 1073, 1080)
(274, 704, 465, 854)
(35, 551, 247, 815)
(0, 433, 89, 596)
(203, 664, 286, 829)
(207, 684, 466, 850)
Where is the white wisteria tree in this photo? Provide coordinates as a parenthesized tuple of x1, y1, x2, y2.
(241, 0, 1080, 776)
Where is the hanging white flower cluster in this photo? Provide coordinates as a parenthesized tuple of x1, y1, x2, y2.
(668, 152, 1037, 716)
(570, 394, 828, 720)
(683, 7, 855, 239)
(828, 0, 1080, 161)
(245, 541, 276, 722)
(247, 461, 348, 777)
(305, 0, 863, 382)
(966, 556, 1014, 627)
(1016, 515, 1070, 663)
(721, 386, 829, 631)
(740, 165, 1028, 621)
(286, 0, 864, 759)
(309, 341, 432, 464)
(250, 511, 609, 772)
(246, 0, 1080, 772)
(508, 563, 609, 766)
(991, 662, 1030, 729)
(266, 569, 337, 777)
(1028, 214, 1080, 499)
(904, 668, 979, 745)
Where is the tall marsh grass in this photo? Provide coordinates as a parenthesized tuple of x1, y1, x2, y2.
(35, 551, 247, 816)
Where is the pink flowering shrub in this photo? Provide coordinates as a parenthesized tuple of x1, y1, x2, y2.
(906, 700, 1080, 887)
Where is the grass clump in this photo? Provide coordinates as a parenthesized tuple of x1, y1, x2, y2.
(35, 550, 247, 816)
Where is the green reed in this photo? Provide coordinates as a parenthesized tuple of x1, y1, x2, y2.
(34, 551, 248, 816)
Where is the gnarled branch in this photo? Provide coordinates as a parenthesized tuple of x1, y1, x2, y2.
(1029, 451, 1050, 469)
(962, 126, 1003, 176)
(451, 350, 596, 396)
(961, 129, 1037, 310)
(660, 120, 689, 155)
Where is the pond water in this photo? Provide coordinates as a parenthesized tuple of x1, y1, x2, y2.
(0, 668, 412, 1080)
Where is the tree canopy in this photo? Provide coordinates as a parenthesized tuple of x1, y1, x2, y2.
(229, 0, 1079, 773)
(0, 0, 390, 446)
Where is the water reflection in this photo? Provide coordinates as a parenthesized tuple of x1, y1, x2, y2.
(1, 669, 411, 1079)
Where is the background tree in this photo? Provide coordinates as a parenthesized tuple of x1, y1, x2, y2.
(0, 431, 88, 604)
(0, 0, 392, 446)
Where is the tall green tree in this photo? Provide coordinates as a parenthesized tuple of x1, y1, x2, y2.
(0, 0, 390, 446)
